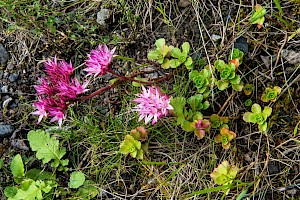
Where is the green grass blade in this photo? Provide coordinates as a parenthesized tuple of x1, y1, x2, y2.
(274, 0, 283, 15)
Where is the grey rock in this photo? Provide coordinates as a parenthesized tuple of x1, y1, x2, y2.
(178, 0, 191, 7)
(2, 97, 12, 108)
(97, 9, 111, 26)
(0, 70, 3, 79)
(234, 36, 248, 54)
(0, 43, 9, 67)
(7, 63, 14, 70)
(0, 124, 14, 138)
(8, 73, 19, 82)
(1, 85, 8, 93)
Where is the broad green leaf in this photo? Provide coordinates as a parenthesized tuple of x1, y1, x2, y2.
(170, 59, 181, 68)
(68, 171, 85, 189)
(170, 97, 186, 115)
(14, 180, 43, 200)
(258, 122, 268, 132)
(4, 187, 18, 198)
(26, 169, 56, 181)
(251, 104, 261, 114)
(10, 154, 24, 178)
(202, 101, 210, 110)
(28, 130, 66, 169)
(75, 180, 99, 199)
(177, 114, 185, 125)
(189, 70, 199, 80)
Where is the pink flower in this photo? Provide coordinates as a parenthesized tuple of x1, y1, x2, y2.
(193, 119, 211, 140)
(132, 86, 173, 125)
(84, 45, 116, 77)
(32, 56, 90, 127)
(30, 98, 48, 123)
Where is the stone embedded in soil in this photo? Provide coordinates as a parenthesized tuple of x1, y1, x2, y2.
(267, 161, 279, 175)
(8, 73, 19, 82)
(0, 124, 14, 138)
(97, 9, 111, 26)
(178, 0, 191, 8)
(0, 43, 9, 67)
(234, 36, 248, 54)
(1, 85, 8, 93)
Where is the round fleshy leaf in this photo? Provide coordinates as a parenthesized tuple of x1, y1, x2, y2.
(243, 112, 254, 123)
(251, 104, 261, 114)
(262, 106, 272, 117)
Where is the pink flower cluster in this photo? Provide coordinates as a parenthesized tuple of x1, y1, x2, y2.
(84, 45, 116, 77)
(132, 86, 173, 125)
(31, 57, 89, 127)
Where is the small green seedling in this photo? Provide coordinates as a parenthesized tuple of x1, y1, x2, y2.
(243, 103, 272, 132)
(210, 114, 229, 129)
(228, 48, 244, 66)
(210, 161, 239, 195)
(214, 60, 243, 91)
(147, 38, 193, 69)
(187, 94, 210, 112)
(261, 86, 281, 102)
(190, 119, 211, 140)
(147, 38, 170, 64)
(214, 128, 236, 149)
(250, 4, 267, 29)
(244, 99, 253, 107)
(189, 67, 212, 95)
(120, 127, 148, 160)
(243, 84, 254, 96)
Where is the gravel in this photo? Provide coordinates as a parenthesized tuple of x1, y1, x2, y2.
(0, 124, 14, 138)
(0, 43, 9, 67)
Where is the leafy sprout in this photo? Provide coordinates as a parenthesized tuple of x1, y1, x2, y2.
(243, 103, 272, 132)
(189, 68, 212, 95)
(210, 114, 229, 129)
(250, 4, 267, 29)
(261, 86, 281, 102)
(214, 128, 236, 149)
(210, 161, 239, 195)
(243, 84, 254, 96)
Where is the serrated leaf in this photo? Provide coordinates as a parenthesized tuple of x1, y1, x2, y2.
(10, 154, 24, 178)
(68, 171, 85, 189)
(28, 130, 66, 168)
(170, 97, 186, 115)
(214, 60, 226, 71)
(13, 180, 43, 200)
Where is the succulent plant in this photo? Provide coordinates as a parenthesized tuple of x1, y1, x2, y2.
(190, 119, 211, 140)
(210, 114, 229, 129)
(214, 60, 243, 91)
(147, 38, 170, 65)
(243, 103, 272, 132)
(244, 99, 253, 107)
(214, 127, 236, 149)
(228, 48, 244, 65)
(243, 84, 253, 96)
(210, 161, 238, 194)
(261, 86, 281, 102)
(119, 135, 144, 159)
(130, 126, 148, 142)
(187, 94, 210, 112)
(170, 42, 193, 69)
(189, 68, 212, 94)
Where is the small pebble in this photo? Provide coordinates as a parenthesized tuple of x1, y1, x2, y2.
(8, 73, 19, 82)
(178, 0, 191, 8)
(211, 34, 222, 41)
(1, 85, 8, 93)
(97, 9, 111, 26)
(234, 36, 248, 54)
(0, 124, 14, 138)
(2, 97, 12, 108)
(7, 63, 14, 70)
(0, 43, 9, 67)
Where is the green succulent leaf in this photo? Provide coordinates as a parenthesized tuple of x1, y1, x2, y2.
(182, 42, 190, 54)
(243, 112, 255, 123)
(229, 48, 244, 62)
(147, 50, 159, 60)
(262, 106, 272, 117)
(4, 187, 18, 198)
(251, 104, 262, 114)
(184, 57, 193, 69)
(155, 38, 165, 49)
(170, 59, 181, 68)
(202, 101, 210, 110)
(214, 60, 227, 71)
(161, 58, 171, 69)
(217, 80, 229, 90)
(232, 82, 244, 91)
(171, 47, 182, 58)
(181, 121, 194, 132)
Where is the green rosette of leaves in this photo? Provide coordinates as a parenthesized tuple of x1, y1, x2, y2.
(170, 42, 193, 69)
(261, 86, 281, 102)
(147, 38, 170, 65)
(210, 161, 238, 195)
(189, 68, 212, 95)
(119, 135, 144, 159)
(243, 103, 272, 132)
(214, 60, 243, 91)
(210, 114, 229, 129)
